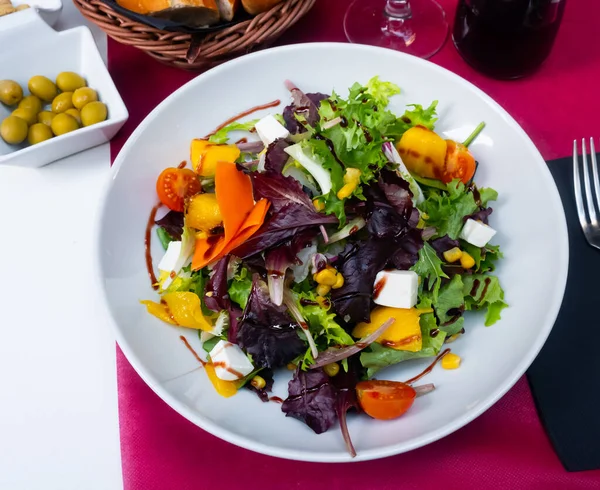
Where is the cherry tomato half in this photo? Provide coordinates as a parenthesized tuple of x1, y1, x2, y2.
(156, 168, 201, 212)
(356, 380, 416, 420)
(443, 140, 476, 184)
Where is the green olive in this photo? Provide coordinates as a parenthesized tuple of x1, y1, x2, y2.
(51, 92, 74, 113)
(27, 123, 53, 145)
(64, 108, 81, 125)
(80, 101, 107, 127)
(11, 107, 37, 126)
(72, 87, 98, 110)
(0, 116, 28, 144)
(38, 110, 55, 127)
(28, 75, 58, 103)
(51, 113, 79, 136)
(0, 80, 23, 106)
(56, 72, 86, 92)
(19, 95, 43, 114)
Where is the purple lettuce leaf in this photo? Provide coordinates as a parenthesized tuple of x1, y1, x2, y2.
(245, 368, 274, 403)
(378, 168, 413, 218)
(430, 235, 460, 257)
(264, 140, 290, 175)
(282, 82, 329, 134)
(204, 255, 230, 312)
(391, 228, 424, 270)
(227, 305, 243, 344)
(155, 211, 184, 240)
(465, 207, 493, 224)
(231, 172, 337, 258)
(236, 277, 305, 368)
(330, 239, 392, 323)
(281, 367, 337, 434)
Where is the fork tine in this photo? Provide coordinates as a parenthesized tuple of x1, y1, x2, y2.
(590, 138, 600, 220)
(582, 138, 598, 224)
(574, 139, 588, 231)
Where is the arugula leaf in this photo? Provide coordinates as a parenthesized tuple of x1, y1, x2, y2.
(202, 335, 221, 355)
(480, 244, 503, 273)
(360, 298, 446, 377)
(434, 275, 465, 335)
(410, 242, 448, 300)
(208, 119, 258, 144)
(228, 266, 252, 309)
(462, 274, 507, 326)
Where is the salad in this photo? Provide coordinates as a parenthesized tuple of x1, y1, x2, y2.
(142, 77, 507, 456)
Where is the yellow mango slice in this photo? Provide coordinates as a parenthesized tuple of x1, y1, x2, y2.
(140, 300, 177, 325)
(205, 363, 238, 398)
(396, 126, 447, 181)
(162, 292, 214, 331)
(190, 139, 212, 172)
(353, 306, 431, 352)
(190, 139, 241, 177)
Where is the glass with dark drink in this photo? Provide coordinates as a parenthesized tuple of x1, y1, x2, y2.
(453, 0, 567, 79)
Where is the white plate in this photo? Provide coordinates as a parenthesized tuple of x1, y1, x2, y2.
(0, 9, 128, 168)
(98, 43, 568, 462)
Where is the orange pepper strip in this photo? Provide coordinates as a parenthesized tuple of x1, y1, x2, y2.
(192, 163, 270, 270)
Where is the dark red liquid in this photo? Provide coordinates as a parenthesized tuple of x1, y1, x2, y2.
(453, 0, 566, 79)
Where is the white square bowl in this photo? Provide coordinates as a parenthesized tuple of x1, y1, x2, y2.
(0, 9, 128, 168)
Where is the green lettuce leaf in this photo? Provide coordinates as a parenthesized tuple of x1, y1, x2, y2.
(228, 266, 252, 309)
(410, 242, 448, 300)
(208, 119, 259, 145)
(462, 274, 507, 326)
(434, 275, 465, 335)
(365, 76, 401, 105)
(419, 181, 498, 239)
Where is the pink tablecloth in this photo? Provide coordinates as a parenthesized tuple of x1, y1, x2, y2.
(109, 1, 600, 488)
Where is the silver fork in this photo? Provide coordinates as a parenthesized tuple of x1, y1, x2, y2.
(573, 138, 600, 250)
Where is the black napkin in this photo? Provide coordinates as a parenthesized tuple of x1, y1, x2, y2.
(527, 155, 600, 472)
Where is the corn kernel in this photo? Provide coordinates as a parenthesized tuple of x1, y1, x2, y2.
(315, 269, 337, 286)
(316, 284, 331, 296)
(286, 363, 297, 371)
(332, 273, 344, 289)
(443, 247, 463, 263)
(460, 251, 475, 269)
(446, 333, 461, 344)
(337, 183, 356, 200)
(343, 168, 361, 184)
(313, 198, 325, 212)
(250, 375, 266, 390)
(441, 352, 461, 370)
(323, 362, 340, 377)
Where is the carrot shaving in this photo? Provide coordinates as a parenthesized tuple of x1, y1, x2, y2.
(192, 163, 269, 270)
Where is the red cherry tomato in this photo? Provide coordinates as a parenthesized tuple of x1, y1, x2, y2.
(156, 168, 201, 212)
(443, 140, 476, 184)
(356, 380, 416, 420)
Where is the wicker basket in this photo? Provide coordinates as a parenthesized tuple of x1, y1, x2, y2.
(73, 0, 316, 71)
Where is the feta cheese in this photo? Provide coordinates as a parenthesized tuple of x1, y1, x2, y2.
(459, 219, 497, 247)
(373, 270, 418, 309)
(255, 114, 289, 146)
(158, 240, 181, 273)
(208, 340, 254, 381)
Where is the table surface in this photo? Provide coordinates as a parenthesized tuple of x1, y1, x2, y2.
(0, 3, 123, 489)
(2, 0, 599, 488)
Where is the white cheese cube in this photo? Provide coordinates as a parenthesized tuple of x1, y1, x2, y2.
(158, 240, 181, 272)
(373, 270, 418, 309)
(208, 340, 254, 381)
(459, 218, 497, 247)
(255, 114, 289, 146)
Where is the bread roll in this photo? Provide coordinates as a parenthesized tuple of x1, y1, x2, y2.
(241, 0, 282, 15)
(215, 0, 238, 21)
(118, 0, 220, 27)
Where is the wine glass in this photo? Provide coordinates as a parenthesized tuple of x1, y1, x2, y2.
(344, 0, 448, 60)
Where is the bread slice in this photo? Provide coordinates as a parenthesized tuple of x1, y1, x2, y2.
(151, 0, 220, 27)
(240, 0, 282, 15)
(215, 0, 238, 21)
